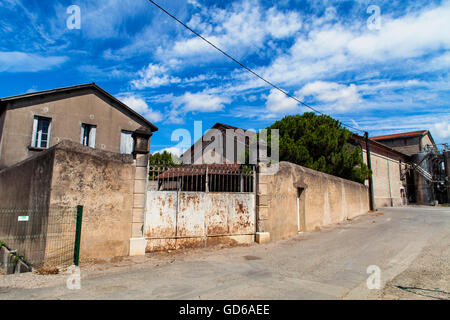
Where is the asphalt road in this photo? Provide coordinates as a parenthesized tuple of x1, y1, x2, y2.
(1, 206, 449, 300)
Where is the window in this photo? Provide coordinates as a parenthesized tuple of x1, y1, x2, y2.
(80, 123, 97, 148)
(31, 116, 51, 148)
(120, 130, 134, 154)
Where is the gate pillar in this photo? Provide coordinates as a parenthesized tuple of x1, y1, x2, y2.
(129, 128, 152, 256)
(256, 163, 271, 244)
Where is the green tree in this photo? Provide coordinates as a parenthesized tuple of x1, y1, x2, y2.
(148, 151, 180, 165)
(148, 151, 181, 181)
(267, 113, 371, 183)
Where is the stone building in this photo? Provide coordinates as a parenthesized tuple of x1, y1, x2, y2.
(180, 122, 256, 165)
(370, 130, 448, 204)
(0, 84, 158, 263)
(0, 83, 158, 169)
(371, 130, 436, 156)
(181, 123, 418, 209)
(351, 134, 410, 208)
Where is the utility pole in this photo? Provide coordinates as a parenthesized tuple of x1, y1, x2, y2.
(444, 150, 450, 204)
(365, 132, 376, 211)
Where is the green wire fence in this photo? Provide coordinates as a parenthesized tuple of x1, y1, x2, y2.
(0, 206, 83, 268)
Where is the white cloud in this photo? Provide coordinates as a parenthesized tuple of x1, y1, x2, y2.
(252, 2, 450, 89)
(123, 1, 450, 120)
(348, 3, 450, 60)
(352, 114, 450, 144)
(131, 63, 181, 89)
(265, 7, 302, 38)
(137, 2, 450, 122)
(265, 89, 298, 113)
(119, 95, 163, 123)
(80, 0, 149, 39)
(0, 51, 67, 72)
(187, 0, 202, 8)
(160, 0, 301, 61)
(298, 81, 361, 112)
(429, 52, 450, 70)
(357, 79, 425, 92)
(432, 121, 450, 141)
(179, 92, 230, 112)
(162, 91, 231, 123)
(78, 64, 133, 80)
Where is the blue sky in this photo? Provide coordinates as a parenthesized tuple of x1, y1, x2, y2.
(1, 0, 449, 154)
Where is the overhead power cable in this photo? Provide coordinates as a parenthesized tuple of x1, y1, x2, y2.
(147, 0, 366, 134)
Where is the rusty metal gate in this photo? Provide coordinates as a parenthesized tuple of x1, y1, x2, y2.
(145, 164, 256, 251)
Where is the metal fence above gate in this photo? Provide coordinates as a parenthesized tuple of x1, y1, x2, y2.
(148, 163, 255, 193)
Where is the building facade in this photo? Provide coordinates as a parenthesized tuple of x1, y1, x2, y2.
(181, 123, 420, 208)
(372, 131, 448, 205)
(181, 123, 256, 165)
(351, 134, 411, 208)
(371, 130, 436, 156)
(0, 83, 158, 169)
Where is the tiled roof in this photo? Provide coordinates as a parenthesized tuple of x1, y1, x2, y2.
(371, 130, 428, 141)
(351, 133, 411, 160)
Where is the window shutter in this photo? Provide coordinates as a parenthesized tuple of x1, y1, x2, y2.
(120, 131, 133, 154)
(31, 117, 38, 147)
(89, 126, 96, 148)
(81, 124, 86, 145)
(46, 120, 52, 148)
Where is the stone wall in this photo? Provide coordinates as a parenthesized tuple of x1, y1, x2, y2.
(49, 141, 135, 260)
(0, 140, 138, 266)
(256, 162, 370, 243)
(0, 150, 54, 266)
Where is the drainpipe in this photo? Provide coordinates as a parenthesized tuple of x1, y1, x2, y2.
(365, 132, 376, 211)
(253, 164, 258, 236)
(387, 152, 393, 207)
(205, 166, 209, 192)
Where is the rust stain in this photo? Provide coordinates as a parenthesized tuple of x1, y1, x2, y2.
(207, 224, 228, 236)
(146, 239, 176, 252)
(146, 191, 255, 253)
(206, 236, 239, 247)
(176, 238, 206, 250)
(236, 201, 245, 214)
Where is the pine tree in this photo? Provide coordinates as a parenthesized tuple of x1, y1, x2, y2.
(267, 113, 371, 183)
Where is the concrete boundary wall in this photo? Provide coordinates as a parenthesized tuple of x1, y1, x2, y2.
(0, 140, 137, 265)
(49, 141, 135, 260)
(0, 149, 54, 266)
(256, 162, 370, 243)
